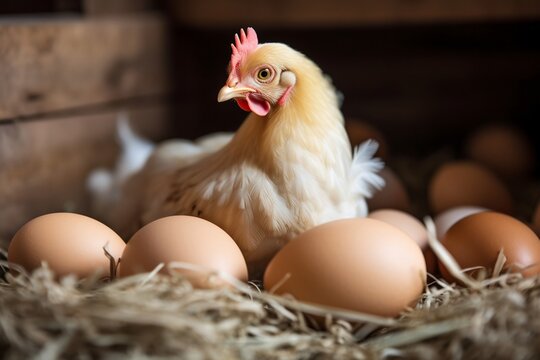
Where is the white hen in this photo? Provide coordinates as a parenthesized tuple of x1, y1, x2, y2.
(89, 28, 384, 277)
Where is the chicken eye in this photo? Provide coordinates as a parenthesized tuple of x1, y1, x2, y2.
(256, 67, 273, 82)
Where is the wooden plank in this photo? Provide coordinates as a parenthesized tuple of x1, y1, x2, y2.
(0, 1, 82, 15)
(170, 0, 540, 27)
(83, 0, 156, 15)
(0, 103, 171, 245)
(0, 14, 169, 121)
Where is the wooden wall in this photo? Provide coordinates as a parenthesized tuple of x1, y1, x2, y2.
(171, 0, 540, 27)
(1, 0, 539, 244)
(0, 5, 173, 244)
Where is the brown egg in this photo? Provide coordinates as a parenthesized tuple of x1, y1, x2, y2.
(345, 119, 389, 160)
(367, 210, 433, 277)
(368, 209, 428, 250)
(428, 161, 513, 215)
(465, 124, 535, 178)
(8, 212, 125, 279)
(423, 247, 439, 277)
(440, 211, 540, 282)
(367, 167, 411, 212)
(264, 218, 426, 317)
(118, 216, 248, 287)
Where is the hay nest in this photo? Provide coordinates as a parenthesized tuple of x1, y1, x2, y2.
(2, 223, 540, 360)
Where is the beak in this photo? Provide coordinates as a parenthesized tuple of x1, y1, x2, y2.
(217, 85, 255, 102)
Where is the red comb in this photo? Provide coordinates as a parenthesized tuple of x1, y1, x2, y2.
(230, 27, 258, 72)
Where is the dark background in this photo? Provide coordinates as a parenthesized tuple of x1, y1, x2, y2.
(169, 22, 540, 157)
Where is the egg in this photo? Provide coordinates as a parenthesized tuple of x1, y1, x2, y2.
(428, 161, 513, 215)
(440, 211, 540, 282)
(264, 218, 426, 317)
(433, 206, 489, 240)
(367, 209, 435, 277)
(118, 215, 248, 287)
(368, 209, 428, 249)
(422, 247, 439, 276)
(8, 212, 125, 279)
(345, 119, 389, 160)
(367, 167, 411, 212)
(465, 124, 535, 178)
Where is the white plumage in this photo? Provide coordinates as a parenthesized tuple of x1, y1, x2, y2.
(88, 28, 384, 276)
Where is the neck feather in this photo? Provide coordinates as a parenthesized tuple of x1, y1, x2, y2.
(225, 61, 351, 174)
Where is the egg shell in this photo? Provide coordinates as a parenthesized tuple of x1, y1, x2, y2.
(440, 211, 540, 281)
(368, 167, 411, 212)
(264, 218, 426, 317)
(433, 206, 489, 240)
(118, 215, 248, 287)
(428, 161, 513, 215)
(465, 124, 535, 178)
(8, 212, 125, 279)
(423, 247, 439, 276)
(368, 209, 428, 249)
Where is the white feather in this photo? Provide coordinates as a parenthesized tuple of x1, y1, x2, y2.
(115, 112, 155, 183)
(86, 113, 153, 198)
(351, 139, 386, 197)
(92, 41, 386, 277)
(351, 139, 386, 216)
(195, 132, 234, 152)
(87, 113, 154, 217)
(86, 114, 232, 221)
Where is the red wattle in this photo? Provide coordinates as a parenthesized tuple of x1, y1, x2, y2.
(235, 98, 251, 112)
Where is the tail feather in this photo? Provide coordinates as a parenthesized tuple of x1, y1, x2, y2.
(115, 112, 155, 184)
(350, 139, 385, 216)
(351, 139, 385, 198)
(86, 113, 234, 224)
(86, 112, 154, 220)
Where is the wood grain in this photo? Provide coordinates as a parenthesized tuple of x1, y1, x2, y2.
(0, 103, 171, 245)
(83, 0, 155, 15)
(170, 0, 540, 27)
(0, 14, 169, 121)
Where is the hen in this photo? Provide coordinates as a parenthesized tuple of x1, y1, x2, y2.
(91, 28, 384, 276)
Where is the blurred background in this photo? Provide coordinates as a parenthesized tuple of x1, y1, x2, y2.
(0, 0, 539, 244)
